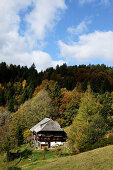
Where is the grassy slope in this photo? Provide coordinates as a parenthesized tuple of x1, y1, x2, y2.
(22, 145, 113, 170)
(1, 145, 113, 170)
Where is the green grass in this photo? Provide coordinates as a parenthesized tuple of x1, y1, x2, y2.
(36, 145, 113, 170)
(0, 145, 69, 170)
(1, 145, 113, 170)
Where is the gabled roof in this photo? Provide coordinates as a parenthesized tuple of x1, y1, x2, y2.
(30, 118, 63, 133)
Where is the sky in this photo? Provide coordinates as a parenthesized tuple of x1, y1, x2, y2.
(0, 0, 113, 71)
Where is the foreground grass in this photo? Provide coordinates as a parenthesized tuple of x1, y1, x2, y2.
(22, 145, 113, 170)
(0, 145, 69, 170)
(1, 145, 113, 170)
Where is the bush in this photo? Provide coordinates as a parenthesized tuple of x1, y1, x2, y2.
(107, 135, 113, 144)
(92, 138, 108, 150)
(87, 136, 113, 151)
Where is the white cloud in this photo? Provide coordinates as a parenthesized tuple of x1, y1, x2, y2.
(30, 51, 65, 71)
(0, 0, 32, 34)
(0, 0, 67, 71)
(67, 19, 91, 35)
(25, 0, 67, 40)
(0, 26, 65, 72)
(58, 31, 113, 64)
(0, 31, 65, 71)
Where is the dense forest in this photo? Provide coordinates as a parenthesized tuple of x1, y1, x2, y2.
(1, 62, 113, 158)
(0, 62, 113, 112)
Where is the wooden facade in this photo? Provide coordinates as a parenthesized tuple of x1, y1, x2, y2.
(30, 118, 66, 149)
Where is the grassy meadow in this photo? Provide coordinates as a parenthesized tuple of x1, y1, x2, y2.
(1, 144, 113, 170)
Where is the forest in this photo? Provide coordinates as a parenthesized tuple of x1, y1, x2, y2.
(1, 62, 113, 159)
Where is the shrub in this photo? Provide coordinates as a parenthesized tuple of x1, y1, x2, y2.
(92, 138, 108, 149)
(107, 135, 113, 144)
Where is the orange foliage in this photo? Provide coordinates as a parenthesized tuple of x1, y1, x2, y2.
(22, 80, 26, 89)
(7, 82, 11, 87)
(111, 91, 113, 98)
(33, 86, 41, 96)
(0, 83, 2, 89)
(33, 80, 56, 97)
(59, 89, 72, 114)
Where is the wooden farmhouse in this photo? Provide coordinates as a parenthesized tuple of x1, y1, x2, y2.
(30, 118, 66, 149)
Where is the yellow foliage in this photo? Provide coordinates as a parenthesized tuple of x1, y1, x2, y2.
(0, 83, 5, 90)
(0, 83, 2, 89)
(22, 80, 26, 89)
(111, 91, 113, 98)
(23, 129, 32, 143)
(0, 106, 6, 112)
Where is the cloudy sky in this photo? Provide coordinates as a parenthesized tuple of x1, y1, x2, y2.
(0, 0, 113, 71)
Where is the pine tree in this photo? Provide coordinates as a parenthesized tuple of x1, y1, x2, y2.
(15, 124, 24, 146)
(8, 99, 14, 112)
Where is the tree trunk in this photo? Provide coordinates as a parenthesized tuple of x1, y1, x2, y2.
(7, 150, 10, 162)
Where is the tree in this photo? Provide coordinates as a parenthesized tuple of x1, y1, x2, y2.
(98, 92, 113, 119)
(86, 114, 107, 145)
(58, 88, 81, 127)
(15, 124, 24, 146)
(81, 79, 87, 91)
(23, 129, 32, 144)
(2, 135, 13, 161)
(0, 114, 17, 161)
(8, 99, 14, 112)
(10, 89, 56, 130)
(0, 89, 5, 106)
(67, 86, 100, 152)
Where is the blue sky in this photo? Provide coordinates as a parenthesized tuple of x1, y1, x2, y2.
(0, 0, 113, 71)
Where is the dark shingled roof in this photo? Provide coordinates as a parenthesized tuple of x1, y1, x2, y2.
(30, 118, 63, 133)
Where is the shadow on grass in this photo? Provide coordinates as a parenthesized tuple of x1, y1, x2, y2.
(8, 148, 32, 161)
(8, 167, 21, 170)
(7, 149, 32, 170)
(20, 148, 32, 159)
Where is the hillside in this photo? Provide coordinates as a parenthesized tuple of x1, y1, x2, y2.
(1, 144, 113, 170)
(1, 62, 113, 113)
(1, 62, 113, 167)
(1, 62, 113, 125)
(21, 145, 113, 170)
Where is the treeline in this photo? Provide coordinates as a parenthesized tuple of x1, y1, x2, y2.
(0, 62, 113, 112)
(0, 62, 41, 111)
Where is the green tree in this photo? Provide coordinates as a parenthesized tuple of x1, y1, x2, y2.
(15, 124, 24, 146)
(10, 89, 56, 130)
(59, 88, 81, 127)
(86, 114, 107, 146)
(2, 135, 13, 161)
(23, 129, 32, 144)
(67, 86, 99, 152)
(98, 92, 113, 120)
(0, 118, 17, 161)
(8, 99, 14, 112)
(0, 89, 5, 106)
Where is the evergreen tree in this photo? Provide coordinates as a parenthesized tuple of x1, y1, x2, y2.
(0, 89, 5, 106)
(8, 99, 14, 112)
(15, 124, 24, 146)
(86, 114, 107, 145)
